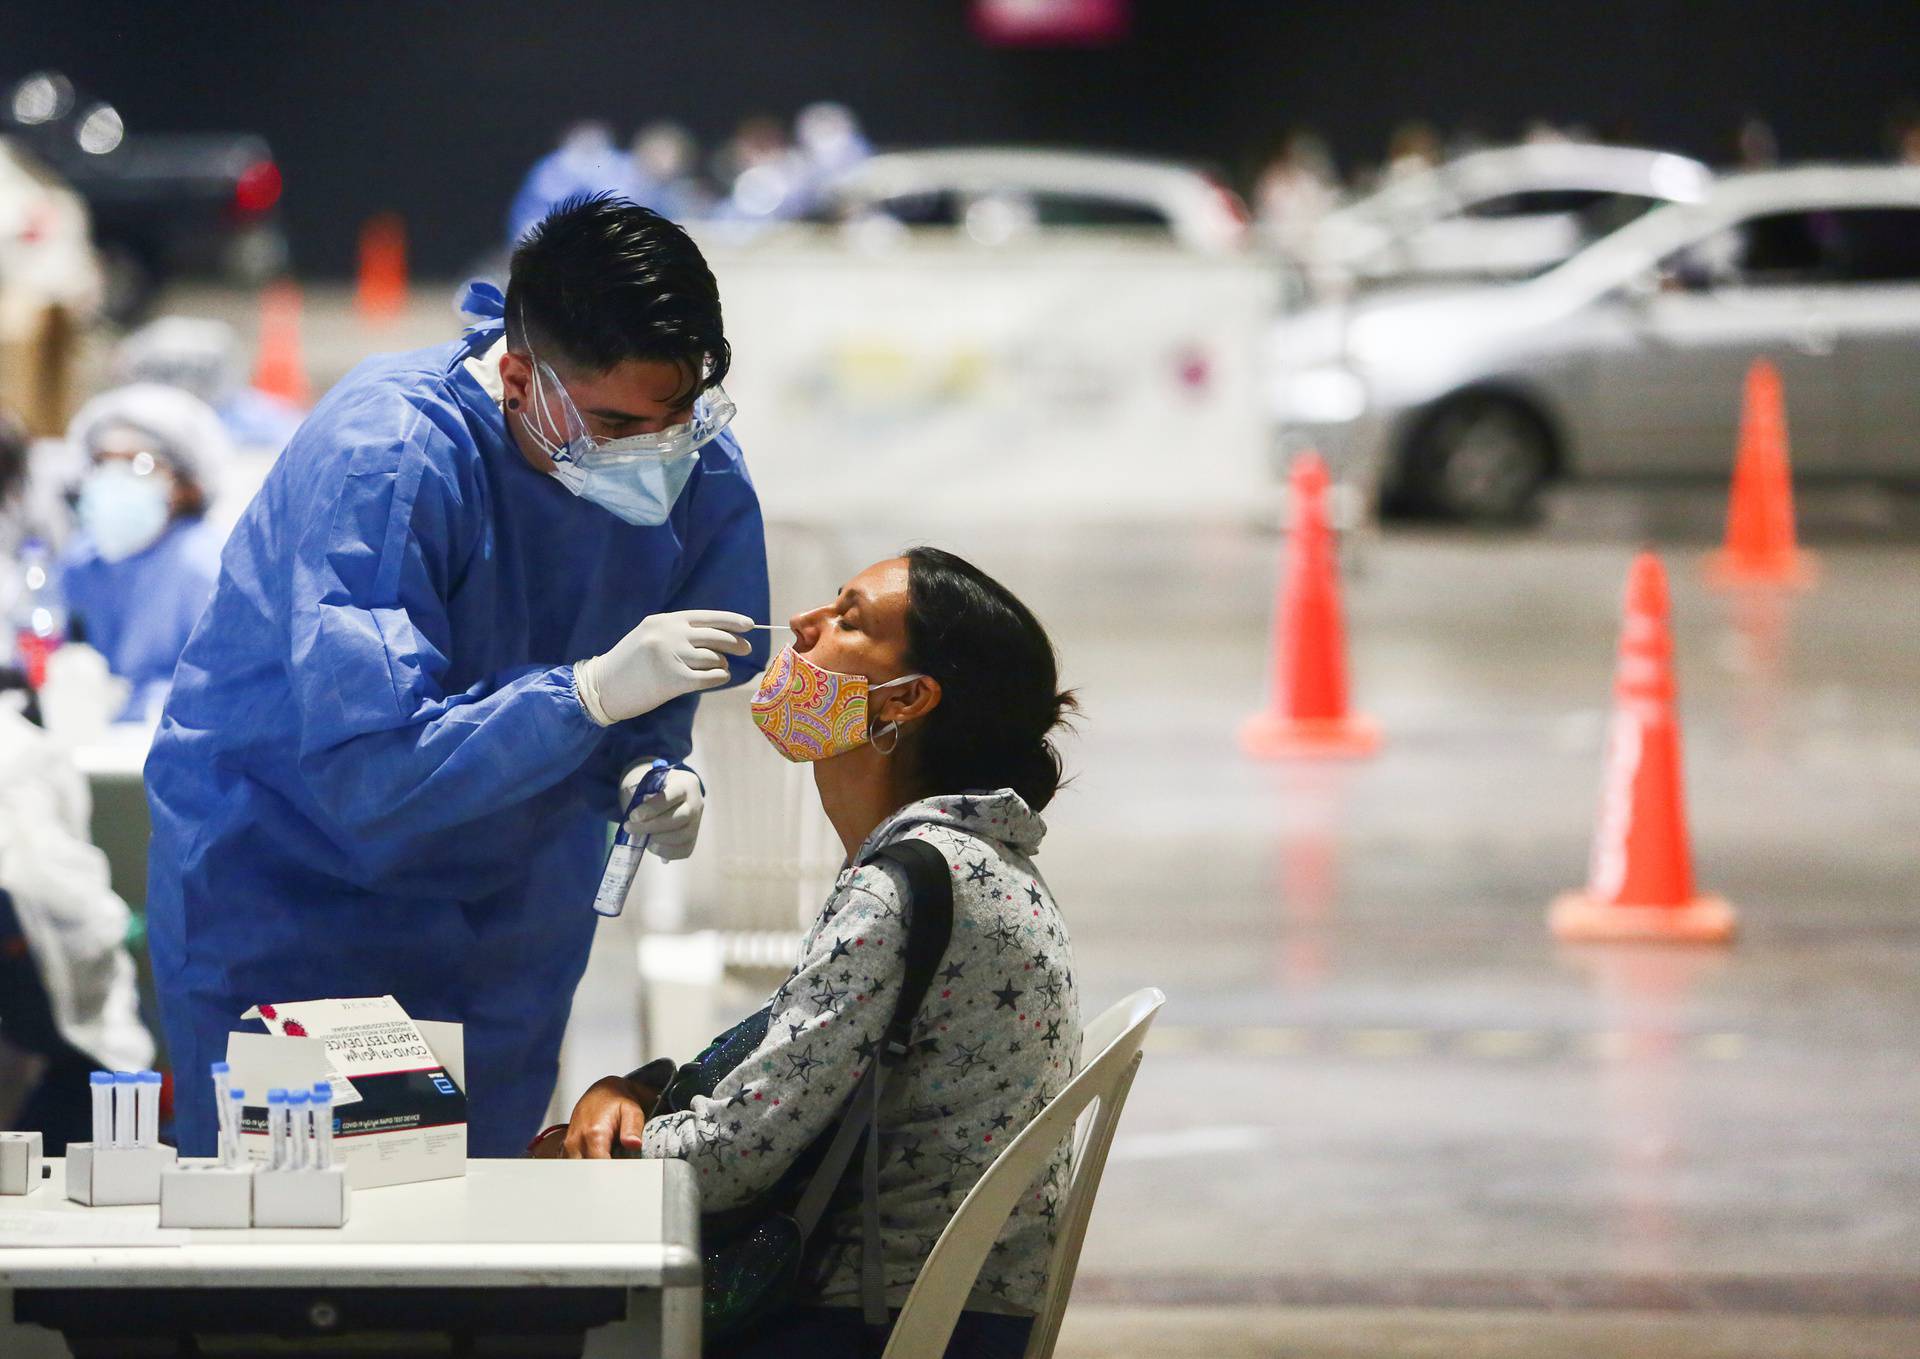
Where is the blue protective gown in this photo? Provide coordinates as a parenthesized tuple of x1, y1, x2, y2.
(144, 312, 769, 1156)
(60, 517, 225, 723)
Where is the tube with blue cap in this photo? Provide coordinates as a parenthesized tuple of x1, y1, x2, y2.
(89, 1072, 113, 1147)
(592, 757, 673, 917)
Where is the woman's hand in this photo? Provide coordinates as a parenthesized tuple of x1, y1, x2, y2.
(563, 1075, 659, 1159)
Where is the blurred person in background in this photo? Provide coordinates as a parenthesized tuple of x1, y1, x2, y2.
(508, 121, 635, 244)
(1253, 127, 1341, 256)
(788, 101, 872, 216)
(1735, 113, 1780, 169)
(115, 314, 304, 454)
(1381, 119, 1442, 184)
(712, 113, 799, 223)
(630, 120, 711, 222)
(0, 672, 155, 1152)
(58, 383, 230, 723)
(1886, 102, 1920, 164)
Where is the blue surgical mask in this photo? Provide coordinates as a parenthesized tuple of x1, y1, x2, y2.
(517, 327, 735, 527)
(78, 463, 171, 562)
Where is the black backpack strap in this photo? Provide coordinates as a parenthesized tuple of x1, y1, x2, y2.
(869, 839, 956, 1066)
(785, 836, 956, 1333)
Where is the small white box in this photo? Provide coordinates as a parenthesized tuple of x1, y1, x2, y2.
(64, 1141, 178, 1206)
(159, 1161, 256, 1228)
(251, 1166, 349, 1228)
(0, 1130, 44, 1194)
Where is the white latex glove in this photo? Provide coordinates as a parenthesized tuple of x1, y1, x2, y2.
(574, 610, 753, 726)
(622, 764, 705, 861)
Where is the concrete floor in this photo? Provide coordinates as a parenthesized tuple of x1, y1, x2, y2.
(141, 286, 1920, 1352)
(554, 495, 1920, 1354)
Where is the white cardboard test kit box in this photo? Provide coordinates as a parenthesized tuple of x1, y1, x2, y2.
(224, 996, 468, 1190)
(0, 1130, 44, 1195)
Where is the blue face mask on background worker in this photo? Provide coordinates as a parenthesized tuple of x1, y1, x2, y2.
(59, 384, 232, 723)
(143, 199, 771, 1159)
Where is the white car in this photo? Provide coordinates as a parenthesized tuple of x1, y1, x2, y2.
(1272, 165, 1920, 521)
(826, 147, 1251, 254)
(1295, 143, 1712, 297)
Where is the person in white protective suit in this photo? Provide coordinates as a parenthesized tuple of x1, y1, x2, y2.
(0, 694, 154, 1151)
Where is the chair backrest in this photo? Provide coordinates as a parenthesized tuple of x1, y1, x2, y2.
(883, 987, 1165, 1359)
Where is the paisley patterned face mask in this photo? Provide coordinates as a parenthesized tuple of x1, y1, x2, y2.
(750, 646, 925, 762)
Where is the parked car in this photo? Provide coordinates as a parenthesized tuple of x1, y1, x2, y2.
(824, 147, 1251, 254)
(4, 72, 287, 318)
(1291, 143, 1712, 298)
(1271, 165, 1920, 521)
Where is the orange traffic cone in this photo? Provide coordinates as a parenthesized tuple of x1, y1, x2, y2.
(1241, 452, 1381, 758)
(1703, 358, 1816, 591)
(250, 280, 311, 407)
(355, 213, 408, 325)
(1551, 553, 1735, 943)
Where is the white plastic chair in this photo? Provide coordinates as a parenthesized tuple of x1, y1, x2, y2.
(884, 987, 1166, 1359)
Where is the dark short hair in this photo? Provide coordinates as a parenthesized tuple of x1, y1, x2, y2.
(505, 194, 729, 405)
(901, 547, 1077, 811)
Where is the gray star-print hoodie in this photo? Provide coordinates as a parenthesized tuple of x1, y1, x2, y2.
(639, 788, 1081, 1316)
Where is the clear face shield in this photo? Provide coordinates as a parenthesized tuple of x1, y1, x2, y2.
(516, 330, 736, 526)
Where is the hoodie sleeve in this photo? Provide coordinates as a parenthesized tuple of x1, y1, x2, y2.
(638, 859, 907, 1211)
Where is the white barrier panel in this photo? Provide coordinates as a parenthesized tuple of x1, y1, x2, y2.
(703, 233, 1282, 523)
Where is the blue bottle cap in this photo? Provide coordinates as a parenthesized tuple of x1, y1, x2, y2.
(138, 1071, 163, 1085)
(211, 1061, 231, 1075)
(287, 1090, 309, 1106)
(311, 1082, 333, 1101)
(90, 1072, 114, 1086)
(229, 1088, 246, 1100)
(113, 1071, 137, 1084)
(267, 1088, 288, 1103)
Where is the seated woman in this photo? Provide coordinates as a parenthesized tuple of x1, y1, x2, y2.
(58, 383, 231, 722)
(555, 547, 1080, 1359)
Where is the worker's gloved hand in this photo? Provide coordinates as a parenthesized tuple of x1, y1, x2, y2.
(574, 610, 753, 726)
(623, 763, 705, 861)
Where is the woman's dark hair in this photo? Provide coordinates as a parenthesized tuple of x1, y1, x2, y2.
(901, 547, 1077, 811)
(506, 193, 729, 405)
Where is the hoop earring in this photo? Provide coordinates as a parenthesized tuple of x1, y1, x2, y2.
(871, 722, 900, 755)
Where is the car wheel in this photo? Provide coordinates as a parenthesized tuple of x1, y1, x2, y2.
(1409, 396, 1552, 524)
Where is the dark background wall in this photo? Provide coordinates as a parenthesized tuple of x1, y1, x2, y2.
(6, 0, 1915, 277)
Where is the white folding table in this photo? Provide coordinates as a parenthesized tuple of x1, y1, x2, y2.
(0, 1157, 701, 1357)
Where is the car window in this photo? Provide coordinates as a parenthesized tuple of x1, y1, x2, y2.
(1462, 188, 1613, 218)
(859, 190, 962, 227)
(1683, 208, 1920, 289)
(1823, 208, 1920, 283)
(1028, 192, 1172, 232)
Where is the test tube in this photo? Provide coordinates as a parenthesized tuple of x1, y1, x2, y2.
(210, 1062, 233, 1161)
(111, 1072, 137, 1148)
(267, 1088, 288, 1169)
(286, 1090, 311, 1170)
(136, 1071, 162, 1148)
(225, 1087, 246, 1169)
(89, 1072, 113, 1147)
(311, 1082, 334, 1167)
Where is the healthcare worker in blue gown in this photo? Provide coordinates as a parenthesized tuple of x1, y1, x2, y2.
(145, 197, 771, 1156)
(59, 383, 233, 723)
